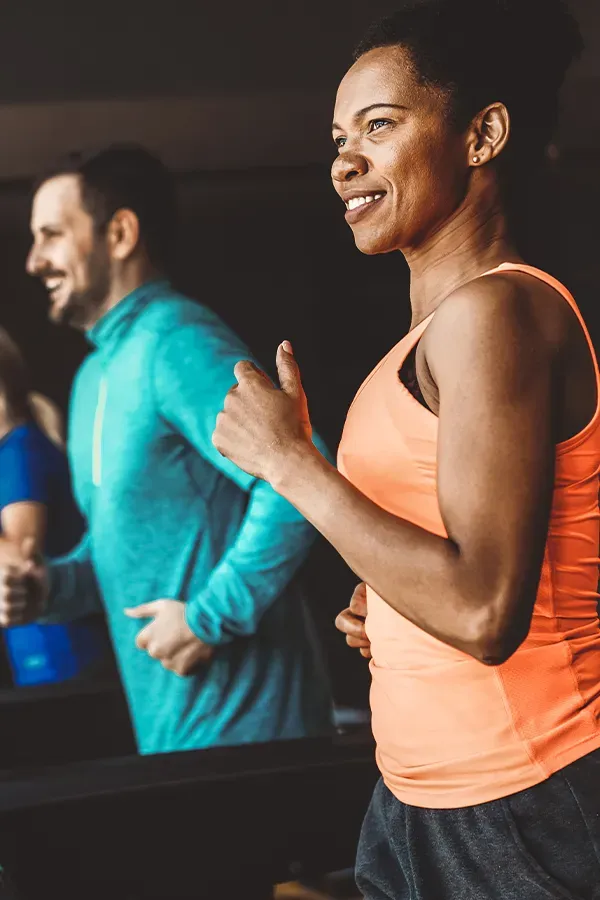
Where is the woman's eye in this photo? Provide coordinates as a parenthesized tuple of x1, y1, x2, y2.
(334, 136, 347, 149)
(368, 119, 391, 134)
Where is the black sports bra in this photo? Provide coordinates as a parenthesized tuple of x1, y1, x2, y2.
(398, 342, 430, 411)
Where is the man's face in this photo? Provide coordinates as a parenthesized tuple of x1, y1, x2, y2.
(26, 174, 111, 330)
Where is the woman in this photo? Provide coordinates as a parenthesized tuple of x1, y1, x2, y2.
(0, 327, 107, 684)
(212, 1, 600, 897)
(28, 392, 65, 450)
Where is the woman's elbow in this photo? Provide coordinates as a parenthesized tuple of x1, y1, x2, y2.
(462, 599, 530, 666)
(471, 636, 524, 667)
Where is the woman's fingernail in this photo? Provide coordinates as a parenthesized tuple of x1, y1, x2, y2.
(282, 340, 293, 354)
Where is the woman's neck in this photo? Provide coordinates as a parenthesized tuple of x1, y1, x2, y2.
(0, 415, 27, 442)
(404, 189, 522, 329)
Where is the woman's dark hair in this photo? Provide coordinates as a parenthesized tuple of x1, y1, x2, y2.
(355, 0, 583, 178)
(35, 144, 177, 272)
(0, 329, 31, 424)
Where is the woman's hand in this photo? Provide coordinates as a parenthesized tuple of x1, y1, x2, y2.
(212, 342, 315, 485)
(335, 582, 371, 659)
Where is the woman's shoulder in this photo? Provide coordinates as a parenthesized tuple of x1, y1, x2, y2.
(28, 392, 64, 449)
(0, 421, 64, 467)
(0, 422, 73, 518)
(425, 268, 570, 362)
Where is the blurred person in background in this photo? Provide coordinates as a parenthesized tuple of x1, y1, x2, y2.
(0, 326, 108, 685)
(28, 391, 65, 450)
(0, 144, 332, 754)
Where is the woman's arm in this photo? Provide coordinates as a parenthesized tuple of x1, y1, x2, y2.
(0, 502, 47, 564)
(213, 277, 559, 664)
(0, 418, 51, 564)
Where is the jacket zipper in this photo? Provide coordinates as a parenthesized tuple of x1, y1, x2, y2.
(92, 377, 107, 487)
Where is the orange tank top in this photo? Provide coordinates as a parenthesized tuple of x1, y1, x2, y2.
(337, 263, 600, 809)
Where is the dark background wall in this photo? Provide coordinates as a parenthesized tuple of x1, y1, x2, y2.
(0, 0, 598, 707)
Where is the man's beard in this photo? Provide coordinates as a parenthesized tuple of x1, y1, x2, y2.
(53, 248, 111, 331)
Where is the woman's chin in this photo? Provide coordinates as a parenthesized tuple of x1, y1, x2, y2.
(353, 231, 400, 256)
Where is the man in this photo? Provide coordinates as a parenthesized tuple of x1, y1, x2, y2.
(0, 144, 332, 754)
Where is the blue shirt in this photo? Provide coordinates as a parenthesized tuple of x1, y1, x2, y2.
(0, 422, 82, 557)
(45, 280, 334, 754)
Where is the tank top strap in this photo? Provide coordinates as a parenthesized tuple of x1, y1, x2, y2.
(484, 262, 600, 387)
(393, 312, 436, 367)
(347, 312, 435, 416)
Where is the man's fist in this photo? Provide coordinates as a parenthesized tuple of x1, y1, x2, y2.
(0, 538, 48, 628)
(125, 599, 213, 676)
(335, 582, 371, 659)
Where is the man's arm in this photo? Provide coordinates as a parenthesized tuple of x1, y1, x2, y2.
(42, 532, 102, 622)
(0, 532, 101, 629)
(153, 314, 328, 645)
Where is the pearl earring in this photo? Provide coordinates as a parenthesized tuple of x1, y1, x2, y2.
(472, 155, 480, 164)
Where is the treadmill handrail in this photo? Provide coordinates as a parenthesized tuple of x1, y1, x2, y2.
(0, 730, 375, 815)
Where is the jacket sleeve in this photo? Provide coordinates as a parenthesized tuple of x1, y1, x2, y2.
(152, 312, 331, 644)
(41, 532, 103, 622)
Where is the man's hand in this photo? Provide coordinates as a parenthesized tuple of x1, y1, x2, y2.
(125, 599, 214, 676)
(0, 538, 48, 627)
(335, 582, 371, 659)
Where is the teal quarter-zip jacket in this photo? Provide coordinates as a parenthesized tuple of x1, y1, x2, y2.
(45, 280, 333, 753)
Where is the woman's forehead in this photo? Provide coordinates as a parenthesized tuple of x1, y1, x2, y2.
(333, 47, 436, 124)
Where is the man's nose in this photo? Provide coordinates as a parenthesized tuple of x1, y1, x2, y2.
(25, 244, 43, 277)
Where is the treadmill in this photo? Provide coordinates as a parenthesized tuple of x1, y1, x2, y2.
(0, 676, 376, 899)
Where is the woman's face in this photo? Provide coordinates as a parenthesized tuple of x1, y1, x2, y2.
(331, 45, 471, 256)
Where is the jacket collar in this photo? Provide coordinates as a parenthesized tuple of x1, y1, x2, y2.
(87, 279, 170, 351)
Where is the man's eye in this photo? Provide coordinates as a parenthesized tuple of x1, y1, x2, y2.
(334, 136, 347, 149)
